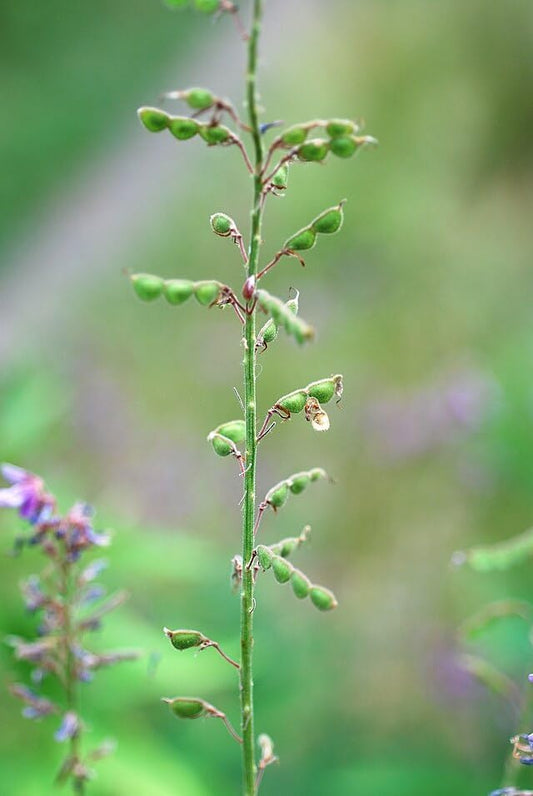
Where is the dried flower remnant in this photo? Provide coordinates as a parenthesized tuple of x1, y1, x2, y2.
(1, 465, 136, 792)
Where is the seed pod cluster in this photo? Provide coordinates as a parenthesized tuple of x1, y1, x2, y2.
(283, 201, 345, 254)
(256, 291, 299, 353)
(208, 420, 246, 457)
(130, 273, 230, 309)
(256, 289, 314, 345)
(274, 118, 376, 163)
(138, 105, 237, 149)
(261, 469, 328, 514)
(255, 546, 337, 611)
(271, 375, 343, 419)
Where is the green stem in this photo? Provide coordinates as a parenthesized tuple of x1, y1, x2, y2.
(240, 1, 264, 794)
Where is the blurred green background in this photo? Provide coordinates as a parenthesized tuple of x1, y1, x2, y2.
(1, 0, 533, 793)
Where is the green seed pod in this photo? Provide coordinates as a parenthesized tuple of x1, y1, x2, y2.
(291, 570, 312, 599)
(276, 538, 299, 557)
(277, 391, 307, 414)
(164, 697, 206, 719)
(271, 163, 289, 190)
(309, 467, 327, 482)
(289, 472, 311, 495)
(272, 555, 293, 584)
(256, 545, 273, 570)
(280, 125, 308, 147)
(326, 119, 355, 138)
(164, 628, 205, 651)
(168, 116, 200, 141)
(285, 292, 299, 315)
(297, 139, 329, 162)
(210, 212, 233, 237)
(260, 319, 278, 345)
(137, 106, 169, 133)
(199, 124, 232, 145)
(131, 273, 165, 302)
(311, 202, 345, 235)
(266, 483, 289, 509)
(310, 586, 338, 611)
(183, 87, 215, 110)
(163, 279, 194, 305)
(284, 226, 317, 252)
(306, 378, 336, 404)
(217, 420, 246, 444)
(292, 319, 315, 345)
(194, 0, 219, 12)
(330, 136, 358, 159)
(194, 280, 221, 306)
(210, 434, 233, 457)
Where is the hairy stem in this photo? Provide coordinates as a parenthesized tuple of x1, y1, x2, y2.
(240, 1, 263, 793)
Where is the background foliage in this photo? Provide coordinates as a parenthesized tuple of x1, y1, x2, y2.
(1, 1, 533, 793)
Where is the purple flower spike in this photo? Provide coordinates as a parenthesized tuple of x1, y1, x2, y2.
(0, 464, 55, 526)
(54, 711, 80, 742)
(528, 673, 533, 683)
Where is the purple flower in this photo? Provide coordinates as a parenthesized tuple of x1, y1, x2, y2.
(0, 464, 55, 526)
(9, 683, 57, 720)
(54, 711, 80, 742)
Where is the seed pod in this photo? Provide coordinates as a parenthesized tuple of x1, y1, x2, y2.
(291, 570, 312, 599)
(280, 125, 308, 147)
(310, 586, 338, 611)
(291, 320, 315, 345)
(194, 0, 219, 12)
(311, 202, 345, 235)
(131, 273, 165, 302)
(284, 226, 317, 252)
(272, 555, 293, 584)
(277, 391, 307, 414)
(297, 139, 329, 162)
(288, 472, 311, 495)
(285, 291, 299, 315)
(194, 280, 221, 306)
(163, 279, 194, 305)
(199, 124, 232, 145)
(309, 467, 327, 482)
(137, 106, 169, 133)
(271, 163, 289, 191)
(163, 697, 207, 719)
(209, 434, 233, 457)
(306, 378, 336, 404)
(266, 483, 289, 510)
(183, 87, 215, 110)
(258, 319, 278, 346)
(210, 212, 233, 237)
(271, 538, 299, 557)
(326, 119, 355, 138)
(164, 628, 205, 651)
(330, 136, 358, 159)
(256, 289, 314, 346)
(168, 116, 200, 141)
(256, 545, 273, 570)
(217, 420, 246, 444)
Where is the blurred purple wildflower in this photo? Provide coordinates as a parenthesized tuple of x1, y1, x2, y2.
(363, 368, 499, 463)
(9, 683, 57, 720)
(0, 464, 56, 525)
(55, 711, 80, 742)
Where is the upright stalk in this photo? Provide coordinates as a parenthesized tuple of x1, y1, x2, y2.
(241, 1, 263, 793)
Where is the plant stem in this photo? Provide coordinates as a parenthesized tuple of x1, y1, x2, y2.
(61, 554, 84, 793)
(240, 1, 263, 794)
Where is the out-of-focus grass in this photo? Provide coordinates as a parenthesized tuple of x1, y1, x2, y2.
(1, 1, 533, 794)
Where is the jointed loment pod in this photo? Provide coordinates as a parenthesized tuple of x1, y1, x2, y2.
(132, 2, 375, 794)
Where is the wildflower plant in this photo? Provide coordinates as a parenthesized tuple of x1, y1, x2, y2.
(132, 1, 375, 792)
(0, 464, 137, 792)
(453, 527, 533, 795)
